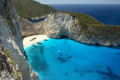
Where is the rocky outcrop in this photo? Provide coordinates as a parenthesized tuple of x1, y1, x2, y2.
(43, 13, 120, 47)
(20, 12, 120, 47)
(0, 48, 23, 80)
(0, 0, 39, 80)
(44, 13, 79, 39)
(19, 17, 48, 37)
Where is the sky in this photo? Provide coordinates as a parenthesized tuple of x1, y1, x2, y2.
(35, 0, 120, 4)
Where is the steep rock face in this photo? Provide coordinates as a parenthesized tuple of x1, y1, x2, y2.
(41, 13, 120, 47)
(44, 13, 79, 39)
(0, 0, 39, 80)
(18, 12, 120, 47)
(19, 17, 48, 37)
(0, 47, 23, 80)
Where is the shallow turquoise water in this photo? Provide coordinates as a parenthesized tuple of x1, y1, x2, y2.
(24, 38, 120, 80)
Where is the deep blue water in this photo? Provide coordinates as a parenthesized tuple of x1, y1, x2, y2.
(25, 38, 120, 80)
(49, 4, 120, 25)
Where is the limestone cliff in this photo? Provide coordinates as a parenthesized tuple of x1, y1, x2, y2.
(20, 12, 120, 47)
(0, 47, 23, 80)
(0, 0, 39, 80)
(44, 13, 120, 47)
(19, 16, 48, 37)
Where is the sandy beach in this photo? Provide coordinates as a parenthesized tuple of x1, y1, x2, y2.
(23, 35, 48, 48)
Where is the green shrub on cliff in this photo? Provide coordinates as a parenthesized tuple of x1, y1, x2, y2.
(0, 49, 23, 79)
(57, 11, 104, 27)
(4, 50, 16, 66)
(12, 0, 56, 18)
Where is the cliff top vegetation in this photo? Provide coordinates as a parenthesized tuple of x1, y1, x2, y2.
(12, 0, 56, 18)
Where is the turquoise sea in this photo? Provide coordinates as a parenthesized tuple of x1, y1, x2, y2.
(25, 38, 120, 80)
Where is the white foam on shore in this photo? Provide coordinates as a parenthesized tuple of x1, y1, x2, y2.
(23, 35, 48, 48)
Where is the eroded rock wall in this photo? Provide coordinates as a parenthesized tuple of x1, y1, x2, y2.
(0, 47, 23, 80)
(23, 12, 120, 47)
(0, 0, 39, 80)
(43, 13, 120, 46)
(19, 17, 47, 37)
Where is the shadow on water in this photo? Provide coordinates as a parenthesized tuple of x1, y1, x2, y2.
(30, 54, 48, 72)
(24, 51, 28, 61)
(26, 45, 48, 72)
(57, 53, 72, 63)
(65, 72, 69, 76)
(86, 70, 94, 73)
(27, 17, 47, 23)
(96, 66, 120, 80)
(39, 46, 45, 55)
(74, 69, 79, 73)
(116, 52, 120, 56)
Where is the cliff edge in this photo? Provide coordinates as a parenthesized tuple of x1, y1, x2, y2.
(20, 12, 120, 47)
(44, 12, 120, 47)
(0, 0, 39, 80)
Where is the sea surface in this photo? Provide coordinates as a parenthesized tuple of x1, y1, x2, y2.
(25, 38, 120, 80)
(49, 4, 120, 25)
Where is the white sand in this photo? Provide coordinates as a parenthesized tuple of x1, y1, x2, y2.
(23, 35, 48, 48)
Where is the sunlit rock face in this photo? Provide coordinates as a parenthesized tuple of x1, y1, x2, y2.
(0, 0, 39, 80)
(44, 13, 79, 39)
(18, 12, 120, 47)
(40, 13, 120, 47)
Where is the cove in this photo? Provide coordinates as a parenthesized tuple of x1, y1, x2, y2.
(24, 38, 120, 80)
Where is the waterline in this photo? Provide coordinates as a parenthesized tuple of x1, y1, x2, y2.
(25, 38, 120, 80)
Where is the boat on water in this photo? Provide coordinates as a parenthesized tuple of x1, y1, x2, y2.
(32, 44, 38, 47)
(37, 42, 43, 45)
(44, 39, 48, 41)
